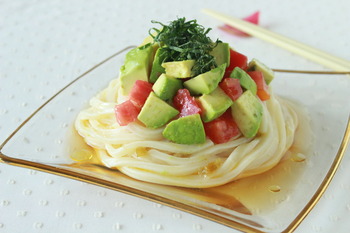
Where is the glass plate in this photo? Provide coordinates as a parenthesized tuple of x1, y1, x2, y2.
(1, 46, 349, 233)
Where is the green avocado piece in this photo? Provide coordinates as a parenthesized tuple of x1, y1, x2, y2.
(162, 60, 195, 78)
(198, 87, 233, 122)
(138, 92, 179, 129)
(152, 74, 183, 101)
(231, 90, 263, 138)
(119, 43, 155, 95)
(149, 47, 167, 83)
(184, 63, 226, 95)
(230, 67, 257, 95)
(162, 114, 206, 144)
(210, 42, 230, 67)
(248, 58, 274, 85)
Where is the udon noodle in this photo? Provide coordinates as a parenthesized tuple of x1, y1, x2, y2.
(75, 78, 299, 188)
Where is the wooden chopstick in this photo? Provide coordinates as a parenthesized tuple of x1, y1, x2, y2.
(202, 9, 350, 72)
(272, 69, 350, 74)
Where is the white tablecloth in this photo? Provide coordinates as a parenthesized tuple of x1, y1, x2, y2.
(1, 0, 349, 232)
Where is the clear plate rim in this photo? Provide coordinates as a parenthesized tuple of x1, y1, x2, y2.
(0, 46, 349, 233)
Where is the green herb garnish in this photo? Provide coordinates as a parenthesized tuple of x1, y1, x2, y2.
(150, 17, 220, 76)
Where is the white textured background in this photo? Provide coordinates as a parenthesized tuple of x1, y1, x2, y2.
(1, 0, 350, 232)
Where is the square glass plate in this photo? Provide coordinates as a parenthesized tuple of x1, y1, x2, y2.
(1, 46, 349, 233)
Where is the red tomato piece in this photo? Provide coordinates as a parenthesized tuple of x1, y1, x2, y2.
(173, 89, 202, 117)
(114, 100, 141, 126)
(204, 110, 241, 144)
(248, 71, 270, 101)
(129, 80, 153, 108)
(219, 78, 243, 101)
(224, 49, 248, 77)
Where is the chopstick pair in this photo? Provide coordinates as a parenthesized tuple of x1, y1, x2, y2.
(202, 9, 350, 74)
(272, 69, 350, 75)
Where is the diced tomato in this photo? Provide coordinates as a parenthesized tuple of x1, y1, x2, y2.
(129, 80, 153, 108)
(224, 49, 248, 77)
(173, 89, 202, 117)
(248, 71, 270, 101)
(115, 100, 141, 126)
(219, 78, 243, 101)
(204, 110, 241, 144)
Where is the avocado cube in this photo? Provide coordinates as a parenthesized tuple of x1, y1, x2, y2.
(230, 67, 257, 95)
(231, 90, 263, 138)
(162, 60, 195, 78)
(162, 114, 206, 144)
(149, 47, 167, 83)
(210, 42, 230, 67)
(198, 87, 233, 122)
(184, 63, 226, 95)
(152, 74, 183, 101)
(138, 92, 179, 129)
(140, 35, 154, 46)
(248, 58, 274, 85)
(119, 44, 155, 96)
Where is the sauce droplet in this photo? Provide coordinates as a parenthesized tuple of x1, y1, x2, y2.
(136, 147, 148, 157)
(291, 153, 306, 162)
(269, 185, 281, 192)
(70, 149, 93, 162)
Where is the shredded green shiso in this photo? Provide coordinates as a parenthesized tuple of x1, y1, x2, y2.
(149, 17, 220, 76)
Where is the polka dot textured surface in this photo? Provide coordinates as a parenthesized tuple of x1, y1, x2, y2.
(1, 0, 350, 232)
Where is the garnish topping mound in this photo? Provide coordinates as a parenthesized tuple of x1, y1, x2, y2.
(150, 17, 220, 76)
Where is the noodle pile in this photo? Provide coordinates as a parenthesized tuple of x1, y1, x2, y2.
(75, 78, 299, 188)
